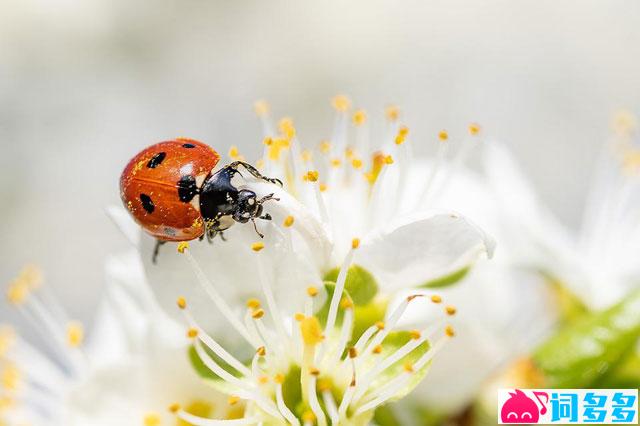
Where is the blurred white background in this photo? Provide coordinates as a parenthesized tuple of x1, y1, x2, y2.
(1, 0, 639, 324)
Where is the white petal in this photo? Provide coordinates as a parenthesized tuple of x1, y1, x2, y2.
(357, 213, 495, 291)
(105, 205, 141, 247)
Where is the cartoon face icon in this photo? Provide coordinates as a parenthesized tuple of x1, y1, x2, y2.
(501, 389, 547, 423)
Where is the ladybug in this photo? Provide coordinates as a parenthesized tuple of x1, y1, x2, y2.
(120, 138, 281, 262)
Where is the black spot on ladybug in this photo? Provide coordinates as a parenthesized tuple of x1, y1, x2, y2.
(182, 143, 196, 148)
(177, 175, 198, 202)
(147, 152, 166, 168)
(140, 193, 155, 213)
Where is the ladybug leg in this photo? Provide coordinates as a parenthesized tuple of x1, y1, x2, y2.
(227, 161, 283, 186)
(219, 231, 227, 242)
(259, 213, 272, 221)
(152, 240, 166, 264)
(251, 218, 265, 238)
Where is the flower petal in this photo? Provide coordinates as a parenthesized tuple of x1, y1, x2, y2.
(357, 213, 495, 291)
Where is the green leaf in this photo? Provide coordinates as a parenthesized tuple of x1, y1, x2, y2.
(596, 352, 640, 388)
(323, 264, 378, 305)
(542, 271, 589, 322)
(419, 266, 469, 288)
(369, 331, 432, 402)
(533, 289, 640, 388)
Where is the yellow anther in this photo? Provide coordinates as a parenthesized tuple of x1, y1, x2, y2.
(20, 265, 42, 289)
(345, 147, 355, 159)
(258, 375, 269, 384)
(177, 297, 187, 310)
(66, 321, 84, 348)
(143, 413, 161, 426)
(372, 344, 383, 354)
(340, 297, 354, 309)
(403, 362, 414, 373)
(267, 138, 290, 161)
(375, 321, 385, 330)
(263, 137, 273, 146)
(612, 109, 637, 136)
(254, 100, 270, 117)
(187, 328, 199, 339)
(309, 367, 320, 376)
(283, 215, 295, 227)
(352, 109, 367, 126)
(384, 155, 394, 164)
(438, 130, 449, 141)
(445, 325, 456, 337)
(256, 346, 266, 356)
(274, 373, 285, 384)
(394, 126, 409, 145)
(6, 281, 28, 305)
(300, 316, 324, 346)
(278, 117, 296, 140)
(0, 327, 15, 356)
(302, 410, 316, 422)
(385, 105, 400, 122)
(409, 330, 421, 340)
(168, 403, 181, 413)
(306, 286, 319, 297)
(228, 395, 240, 405)
(320, 140, 332, 154)
(252, 309, 265, 319)
(318, 378, 332, 391)
(445, 305, 457, 316)
(294, 312, 305, 321)
(177, 242, 189, 253)
(319, 183, 328, 192)
(468, 123, 481, 136)
(351, 238, 360, 249)
(305, 170, 319, 182)
(331, 95, 351, 112)
(351, 158, 363, 169)
(301, 149, 312, 162)
(251, 242, 265, 252)
(246, 298, 261, 309)
(348, 347, 358, 358)
(1, 363, 20, 391)
(330, 158, 342, 168)
(228, 145, 243, 160)
(430, 295, 442, 303)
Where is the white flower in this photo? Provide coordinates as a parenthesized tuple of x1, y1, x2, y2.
(1, 226, 234, 425)
(484, 110, 640, 310)
(140, 97, 496, 424)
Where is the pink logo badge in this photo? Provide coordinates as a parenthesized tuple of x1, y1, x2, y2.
(501, 389, 549, 423)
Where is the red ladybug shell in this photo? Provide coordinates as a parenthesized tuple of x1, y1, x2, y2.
(120, 138, 220, 241)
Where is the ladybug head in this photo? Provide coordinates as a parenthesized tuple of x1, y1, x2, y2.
(233, 189, 261, 223)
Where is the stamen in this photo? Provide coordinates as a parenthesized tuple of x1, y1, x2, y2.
(246, 298, 261, 310)
(300, 316, 324, 346)
(228, 396, 240, 406)
(468, 123, 481, 136)
(308, 375, 328, 426)
(430, 295, 442, 303)
(276, 381, 300, 426)
(332, 95, 351, 112)
(324, 242, 357, 333)
(306, 286, 319, 297)
(319, 141, 332, 154)
(322, 385, 340, 425)
(181, 249, 256, 346)
(251, 242, 265, 252)
(143, 413, 161, 426)
(283, 216, 295, 227)
(385, 105, 400, 122)
(419, 131, 449, 207)
(352, 110, 367, 126)
(445, 305, 457, 316)
(65, 321, 83, 348)
(180, 308, 252, 377)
